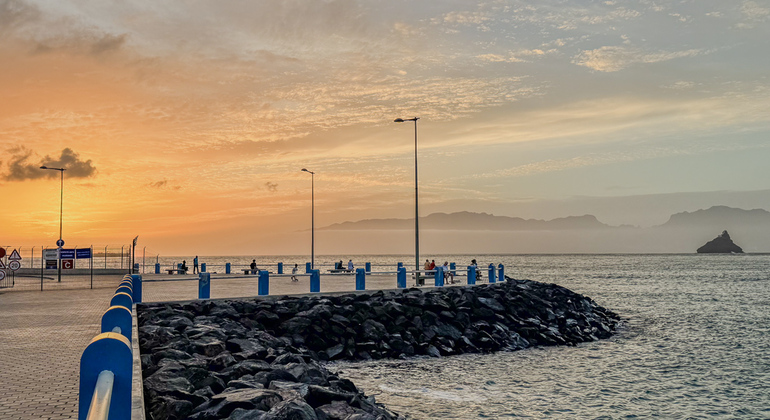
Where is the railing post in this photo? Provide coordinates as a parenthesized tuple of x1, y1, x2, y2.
(131, 274, 142, 303)
(450, 262, 456, 277)
(365, 262, 371, 273)
(201, 263, 206, 273)
(277, 262, 283, 274)
(434, 266, 444, 287)
(310, 269, 320, 293)
(225, 262, 231, 274)
(468, 265, 476, 285)
(397, 262, 403, 269)
(488, 263, 496, 283)
(355, 268, 366, 291)
(258, 270, 269, 296)
(154, 263, 160, 274)
(78, 333, 132, 420)
(397, 267, 406, 288)
(101, 306, 132, 343)
(305, 262, 312, 273)
(198, 273, 210, 299)
(498, 264, 505, 282)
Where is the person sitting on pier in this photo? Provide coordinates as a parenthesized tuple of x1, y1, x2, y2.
(181, 260, 188, 274)
(347, 259, 354, 271)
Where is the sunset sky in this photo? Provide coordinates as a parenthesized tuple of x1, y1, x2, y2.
(2, 0, 770, 256)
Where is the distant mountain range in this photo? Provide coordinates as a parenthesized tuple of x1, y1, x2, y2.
(321, 206, 770, 231)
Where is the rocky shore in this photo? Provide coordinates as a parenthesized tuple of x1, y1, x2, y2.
(138, 278, 620, 419)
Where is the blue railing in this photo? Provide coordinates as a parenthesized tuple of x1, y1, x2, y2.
(78, 273, 141, 420)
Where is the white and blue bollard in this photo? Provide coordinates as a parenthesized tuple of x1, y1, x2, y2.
(434, 266, 444, 287)
(397, 267, 407, 288)
(198, 273, 210, 299)
(488, 263, 496, 283)
(225, 263, 231, 274)
(277, 262, 283, 274)
(356, 268, 366, 291)
(498, 264, 505, 281)
(258, 271, 269, 296)
(468, 265, 477, 285)
(310, 269, 320, 293)
(78, 333, 132, 420)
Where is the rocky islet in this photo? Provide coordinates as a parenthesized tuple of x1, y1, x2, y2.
(138, 278, 620, 419)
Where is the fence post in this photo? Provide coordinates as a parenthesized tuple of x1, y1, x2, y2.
(355, 268, 366, 291)
(305, 262, 312, 273)
(198, 273, 210, 299)
(498, 264, 505, 282)
(310, 269, 320, 293)
(488, 263, 496, 283)
(468, 265, 476, 285)
(277, 262, 283, 274)
(434, 266, 444, 287)
(225, 263, 231, 274)
(201, 263, 206, 273)
(131, 274, 142, 303)
(78, 333, 132, 420)
(258, 271, 269, 296)
(365, 262, 371, 273)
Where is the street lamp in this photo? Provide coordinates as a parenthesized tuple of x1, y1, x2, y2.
(301, 168, 315, 270)
(394, 117, 420, 273)
(40, 165, 66, 282)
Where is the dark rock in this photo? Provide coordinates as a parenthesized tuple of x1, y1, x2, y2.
(265, 399, 318, 419)
(697, 230, 744, 253)
(148, 395, 194, 420)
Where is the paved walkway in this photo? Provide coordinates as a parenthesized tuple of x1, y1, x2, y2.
(0, 271, 446, 419)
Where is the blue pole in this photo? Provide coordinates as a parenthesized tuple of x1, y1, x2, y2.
(131, 274, 142, 303)
(488, 263, 496, 283)
(310, 269, 320, 293)
(201, 263, 206, 273)
(450, 262, 456, 277)
(356, 268, 366, 291)
(434, 266, 443, 287)
(397, 262, 403, 269)
(225, 262, 231, 274)
(498, 264, 505, 282)
(305, 262, 312, 273)
(278, 262, 283, 274)
(397, 267, 406, 288)
(198, 273, 210, 299)
(154, 263, 160, 274)
(258, 270, 269, 296)
(365, 262, 371, 273)
(468, 265, 476, 285)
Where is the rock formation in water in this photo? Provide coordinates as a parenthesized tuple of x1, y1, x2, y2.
(696, 230, 744, 253)
(138, 279, 619, 420)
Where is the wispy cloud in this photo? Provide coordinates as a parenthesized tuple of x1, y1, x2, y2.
(573, 46, 706, 72)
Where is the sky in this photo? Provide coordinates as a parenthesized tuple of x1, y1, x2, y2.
(2, 0, 770, 256)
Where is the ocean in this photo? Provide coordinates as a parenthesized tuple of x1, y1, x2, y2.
(156, 254, 770, 419)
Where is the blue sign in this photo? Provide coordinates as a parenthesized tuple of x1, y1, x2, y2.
(56, 239, 65, 247)
(76, 249, 92, 259)
(59, 249, 76, 259)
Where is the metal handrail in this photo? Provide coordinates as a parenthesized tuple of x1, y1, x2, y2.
(85, 370, 114, 420)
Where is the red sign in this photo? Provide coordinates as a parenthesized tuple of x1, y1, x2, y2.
(0, 248, 5, 259)
(62, 260, 74, 269)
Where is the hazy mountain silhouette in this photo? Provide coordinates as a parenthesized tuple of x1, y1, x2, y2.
(658, 206, 770, 229)
(320, 211, 610, 231)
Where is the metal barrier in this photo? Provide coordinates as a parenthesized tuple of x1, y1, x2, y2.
(78, 273, 140, 420)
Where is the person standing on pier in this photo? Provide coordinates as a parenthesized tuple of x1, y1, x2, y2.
(291, 263, 299, 281)
(193, 256, 199, 274)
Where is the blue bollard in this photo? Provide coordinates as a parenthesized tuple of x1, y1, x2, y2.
(101, 306, 132, 343)
(434, 266, 444, 287)
(225, 263, 231, 274)
(278, 262, 283, 274)
(110, 293, 133, 311)
(154, 263, 160, 274)
(468, 265, 476, 285)
(198, 273, 210, 299)
(488, 263, 496, 283)
(78, 333, 132, 420)
(397, 267, 407, 288)
(310, 269, 320, 293)
(498, 264, 505, 282)
(258, 271, 269, 296)
(450, 262, 456, 277)
(131, 274, 142, 303)
(356, 268, 366, 291)
(201, 263, 206, 273)
(365, 262, 371, 273)
(397, 262, 403, 269)
(306, 262, 312, 273)
(115, 285, 132, 297)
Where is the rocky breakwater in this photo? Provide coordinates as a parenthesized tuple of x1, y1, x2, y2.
(138, 278, 620, 419)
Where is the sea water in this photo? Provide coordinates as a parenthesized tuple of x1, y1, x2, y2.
(161, 254, 770, 419)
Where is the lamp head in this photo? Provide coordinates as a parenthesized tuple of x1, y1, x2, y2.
(40, 166, 48, 169)
(394, 118, 404, 123)
(301, 168, 308, 172)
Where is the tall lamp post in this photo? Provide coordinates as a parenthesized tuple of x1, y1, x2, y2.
(394, 117, 420, 273)
(40, 165, 66, 282)
(301, 168, 315, 270)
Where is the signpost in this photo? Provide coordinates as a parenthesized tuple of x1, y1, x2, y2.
(0, 248, 21, 288)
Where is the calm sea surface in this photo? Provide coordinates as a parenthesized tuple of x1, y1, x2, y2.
(162, 254, 770, 419)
